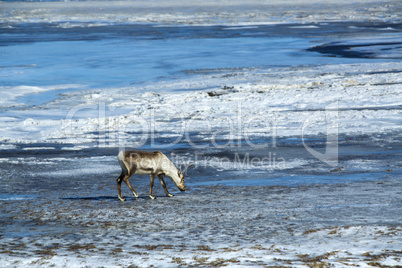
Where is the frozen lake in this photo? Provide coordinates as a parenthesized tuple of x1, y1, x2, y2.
(0, 0, 401, 267)
(1, 21, 401, 107)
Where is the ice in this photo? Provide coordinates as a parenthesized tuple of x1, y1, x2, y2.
(1, 61, 401, 146)
(0, 144, 16, 150)
(311, 36, 402, 59)
(1, 0, 401, 267)
(0, 84, 84, 108)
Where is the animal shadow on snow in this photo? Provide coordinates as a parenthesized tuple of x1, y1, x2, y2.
(60, 195, 172, 201)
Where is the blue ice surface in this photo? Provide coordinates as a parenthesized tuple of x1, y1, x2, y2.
(0, 34, 374, 107)
(1, 37, 313, 87)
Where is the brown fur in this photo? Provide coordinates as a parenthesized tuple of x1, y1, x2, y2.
(116, 150, 185, 201)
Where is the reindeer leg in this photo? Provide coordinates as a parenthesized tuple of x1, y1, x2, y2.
(158, 174, 173, 197)
(124, 174, 139, 199)
(118, 158, 138, 201)
(149, 174, 156, 199)
(117, 171, 126, 201)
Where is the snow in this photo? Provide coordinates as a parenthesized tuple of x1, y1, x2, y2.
(1, 0, 401, 267)
(1, 0, 400, 26)
(0, 62, 401, 147)
(0, 85, 78, 108)
(0, 180, 401, 267)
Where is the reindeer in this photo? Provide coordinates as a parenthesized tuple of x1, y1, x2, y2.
(116, 150, 192, 201)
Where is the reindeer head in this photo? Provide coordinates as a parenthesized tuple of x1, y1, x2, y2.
(171, 162, 193, 192)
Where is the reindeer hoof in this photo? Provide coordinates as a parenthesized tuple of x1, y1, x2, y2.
(167, 193, 174, 197)
(119, 197, 126, 202)
(149, 195, 156, 200)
